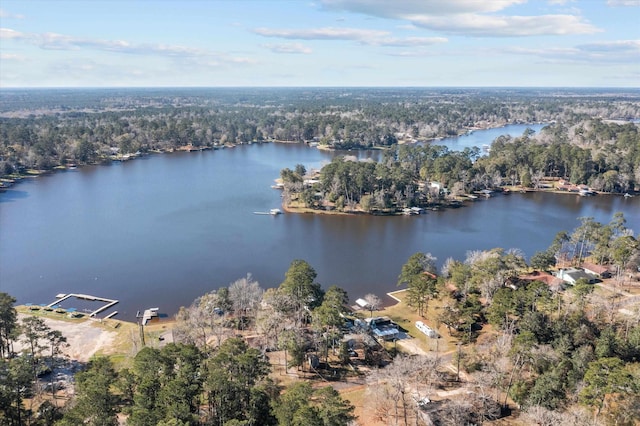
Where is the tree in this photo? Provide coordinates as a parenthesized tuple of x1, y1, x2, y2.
(173, 288, 231, 350)
(274, 382, 317, 426)
(611, 235, 639, 284)
(204, 337, 274, 426)
(580, 357, 637, 418)
(60, 357, 118, 426)
(229, 274, 264, 330)
(571, 278, 594, 309)
(279, 260, 324, 321)
(529, 250, 556, 270)
(0, 293, 18, 359)
(129, 347, 166, 426)
(158, 344, 203, 425)
(398, 253, 438, 317)
(274, 382, 354, 426)
(363, 293, 382, 318)
(314, 386, 356, 426)
(369, 354, 440, 426)
(45, 328, 68, 402)
(0, 355, 32, 426)
(294, 164, 306, 178)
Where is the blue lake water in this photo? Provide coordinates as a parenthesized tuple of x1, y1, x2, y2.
(1, 124, 637, 320)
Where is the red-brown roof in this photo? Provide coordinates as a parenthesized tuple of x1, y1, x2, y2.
(581, 262, 609, 275)
(520, 271, 564, 288)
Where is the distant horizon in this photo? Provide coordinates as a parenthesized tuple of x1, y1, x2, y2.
(2, 86, 639, 90)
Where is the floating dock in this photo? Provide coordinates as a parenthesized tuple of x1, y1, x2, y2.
(47, 293, 119, 318)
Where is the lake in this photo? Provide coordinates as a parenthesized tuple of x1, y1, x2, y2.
(1, 124, 638, 320)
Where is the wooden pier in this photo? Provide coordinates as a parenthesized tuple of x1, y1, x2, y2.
(47, 293, 119, 318)
(140, 308, 159, 325)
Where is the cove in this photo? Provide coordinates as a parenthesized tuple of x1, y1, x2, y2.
(1, 124, 638, 320)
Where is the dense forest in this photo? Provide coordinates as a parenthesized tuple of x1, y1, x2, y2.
(1, 88, 639, 178)
(1, 213, 639, 425)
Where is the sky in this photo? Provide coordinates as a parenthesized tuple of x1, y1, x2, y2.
(0, 0, 639, 88)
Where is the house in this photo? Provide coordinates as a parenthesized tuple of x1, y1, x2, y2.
(556, 268, 597, 285)
(430, 182, 443, 191)
(364, 316, 399, 341)
(581, 262, 611, 279)
(519, 271, 565, 291)
(355, 298, 370, 309)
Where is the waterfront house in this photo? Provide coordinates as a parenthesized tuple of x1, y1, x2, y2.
(556, 268, 597, 285)
(519, 271, 565, 291)
(355, 298, 370, 309)
(363, 316, 399, 341)
(581, 262, 611, 279)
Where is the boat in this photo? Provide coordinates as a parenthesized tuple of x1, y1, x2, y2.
(624, 193, 633, 198)
(254, 209, 282, 215)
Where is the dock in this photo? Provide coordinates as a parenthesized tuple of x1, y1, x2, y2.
(140, 307, 159, 325)
(47, 293, 119, 318)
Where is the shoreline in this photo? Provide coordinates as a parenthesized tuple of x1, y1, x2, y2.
(280, 186, 634, 217)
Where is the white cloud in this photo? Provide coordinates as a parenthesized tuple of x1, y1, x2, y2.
(253, 27, 388, 41)
(320, 0, 526, 17)
(318, 0, 600, 36)
(505, 40, 640, 63)
(547, 0, 574, 4)
(410, 14, 600, 36)
(578, 39, 640, 54)
(365, 36, 447, 47)
(0, 28, 24, 39)
(0, 27, 254, 64)
(253, 26, 447, 49)
(607, 0, 640, 5)
(261, 43, 313, 54)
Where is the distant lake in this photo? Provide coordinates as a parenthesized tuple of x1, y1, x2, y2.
(1, 123, 638, 320)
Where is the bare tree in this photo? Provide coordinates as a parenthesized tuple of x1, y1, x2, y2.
(229, 274, 264, 330)
(363, 293, 382, 318)
(173, 288, 231, 350)
(368, 354, 441, 426)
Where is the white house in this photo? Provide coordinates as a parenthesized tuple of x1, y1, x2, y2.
(556, 268, 596, 285)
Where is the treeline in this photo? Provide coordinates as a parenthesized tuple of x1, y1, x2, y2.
(282, 119, 639, 213)
(1, 87, 639, 178)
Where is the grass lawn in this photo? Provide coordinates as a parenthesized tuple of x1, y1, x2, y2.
(374, 290, 458, 355)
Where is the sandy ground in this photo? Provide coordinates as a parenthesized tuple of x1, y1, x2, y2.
(16, 313, 119, 362)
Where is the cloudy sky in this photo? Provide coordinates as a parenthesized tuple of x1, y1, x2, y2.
(1, 0, 639, 87)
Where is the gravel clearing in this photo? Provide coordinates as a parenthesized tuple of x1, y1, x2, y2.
(16, 313, 118, 362)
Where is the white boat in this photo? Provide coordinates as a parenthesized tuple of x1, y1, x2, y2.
(270, 208, 282, 215)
